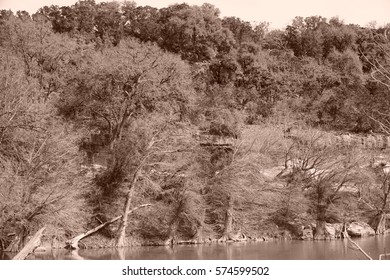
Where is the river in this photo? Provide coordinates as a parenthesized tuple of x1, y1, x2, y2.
(1, 236, 390, 260)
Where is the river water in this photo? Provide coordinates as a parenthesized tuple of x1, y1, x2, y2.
(1, 236, 390, 260)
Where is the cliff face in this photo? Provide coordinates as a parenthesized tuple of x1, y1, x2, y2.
(285, 129, 390, 150)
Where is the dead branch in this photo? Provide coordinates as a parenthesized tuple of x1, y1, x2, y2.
(65, 204, 151, 249)
(13, 227, 45, 260)
(344, 228, 373, 260)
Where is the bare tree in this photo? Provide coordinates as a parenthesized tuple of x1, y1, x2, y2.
(0, 50, 89, 251)
(58, 38, 191, 151)
(105, 120, 197, 247)
(279, 133, 360, 239)
(358, 158, 390, 234)
(206, 140, 269, 241)
(115, 134, 159, 247)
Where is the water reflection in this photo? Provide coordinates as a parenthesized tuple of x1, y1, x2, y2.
(2, 236, 390, 260)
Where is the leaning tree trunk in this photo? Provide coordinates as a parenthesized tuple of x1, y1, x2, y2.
(13, 227, 45, 260)
(66, 204, 151, 249)
(219, 194, 233, 242)
(116, 170, 141, 247)
(66, 215, 122, 250)
(343, 227, 372, 260)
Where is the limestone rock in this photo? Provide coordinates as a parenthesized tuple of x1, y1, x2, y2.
(310, 223, 343, 239)
(347, 222, 375, 237)
(325, 223, 336, 238)
(301, 228, 313, 240)
(326, 223, 343, 238)
(34, 246, 47, 252)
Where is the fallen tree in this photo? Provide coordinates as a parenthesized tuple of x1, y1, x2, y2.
(13, 227, 46, 260)
(66, 204, 151, 249)
(343, 227, 373, 260)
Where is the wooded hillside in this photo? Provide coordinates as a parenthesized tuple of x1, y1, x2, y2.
(1, 1, 389, 251)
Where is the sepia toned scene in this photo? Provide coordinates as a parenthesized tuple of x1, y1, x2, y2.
(0, 0, 390, 260)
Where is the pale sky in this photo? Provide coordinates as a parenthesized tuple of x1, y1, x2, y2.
(0, 0, 389, 29)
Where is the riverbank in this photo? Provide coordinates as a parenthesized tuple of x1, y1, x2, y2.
(3, 234, 390, 260)
(18, 220, 386, 254)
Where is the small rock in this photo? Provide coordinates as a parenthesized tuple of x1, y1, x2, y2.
(34, 246, 47, 252)
(301, 228, 313, 240)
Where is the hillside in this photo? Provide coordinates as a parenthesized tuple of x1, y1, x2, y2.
(0, 1, 390, 251)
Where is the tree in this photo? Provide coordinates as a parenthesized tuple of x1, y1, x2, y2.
(358, 156, 390, 234)
(358, 30, 390, 133)
(208, 53, 239, 85)
(196, 123, 270, 241)
(234, 43, 280, 121)
(73, 0, 97, 34)
(122, 4, 161, 43)
(158, 3, 229, 62)
(210, 149, 266, 240)
(57, 38, 192, 150)
(263, 29, 287, 51)
(0, 49, 89, 251)
(54, 38, 194, 247)
(0, 14, 82, 96)
(37, 5, 77, 33)
(114, 120, 162, 247)
(90, 118, 199, 247)
(0, 9, 14, 23)
(309, 49, 365, 130)
(94, 1, 123, 46)
(252, 21, 269, 45)
(321, 18, 356, 59)
(222, 17, 254, 45)
(285, 16, 356, 62)
(279, 132, 360, 239)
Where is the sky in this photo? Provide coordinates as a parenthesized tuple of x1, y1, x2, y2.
(0, 0, 389, 29)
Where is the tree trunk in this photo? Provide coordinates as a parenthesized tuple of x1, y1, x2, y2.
(165, 218, 180, 246)
(343, 227, 372, 260)
(66, 215, 122, 250)
(193, 226, 204, 244)
(116, 171, 141, 247)
(116, 248, 126, 260)
(116, 189, 135, 247)
(314, 220, 327, 240)
(374, 213, 387, 234)
(219, 194, 233, 242)
(12, 227, 45, 260)
(116, 138, 154, 247)
(314, 204, 328, 240)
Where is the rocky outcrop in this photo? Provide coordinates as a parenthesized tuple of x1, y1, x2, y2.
(326, 223, 343, 239)
(34, 246, 47, 252)
(301, 228, 313, 240)
(226, 231, 247, 242)
(285, 129, 390, 150)
(309, 223, 343, 239)
(347, 222, 375, 237)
